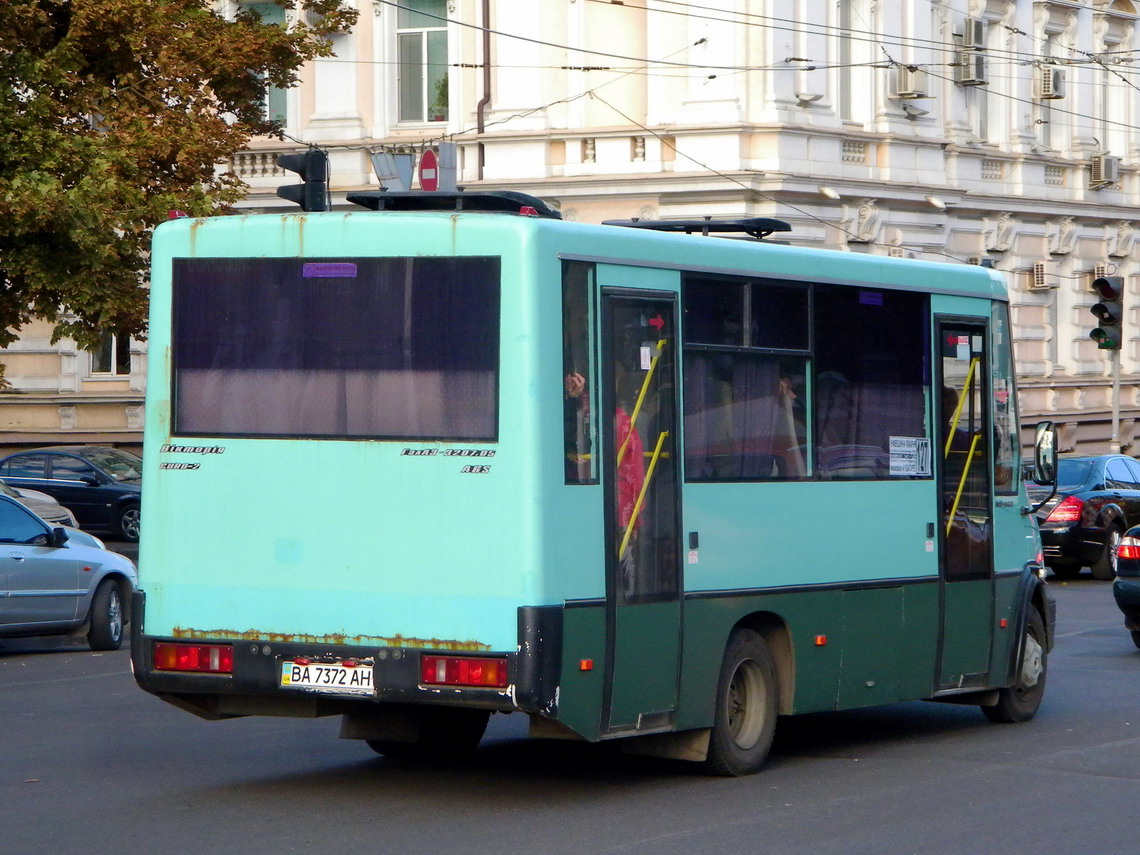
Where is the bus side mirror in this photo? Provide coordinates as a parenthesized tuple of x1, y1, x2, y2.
(1027, 421, 1058, 515)
(1033, 421, 1058, 486)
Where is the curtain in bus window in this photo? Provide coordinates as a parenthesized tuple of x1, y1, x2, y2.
(684, 352, 807, 480)
(172, 257, 500, 441)
(814, 287, 929, 479)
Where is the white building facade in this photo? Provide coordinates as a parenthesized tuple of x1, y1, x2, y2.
(231, 0, 1140, 453)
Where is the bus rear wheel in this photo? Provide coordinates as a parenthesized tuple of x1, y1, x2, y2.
(366, 707, 490, 760)
(702, 628, 778, 776)
(982, 609, 1047, 723)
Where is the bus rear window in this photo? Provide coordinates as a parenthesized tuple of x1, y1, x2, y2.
(172, 257, 501, 441)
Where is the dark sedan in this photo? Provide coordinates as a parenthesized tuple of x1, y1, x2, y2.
(1029, 454, 1140, 581)
(0, 446, 142, 542)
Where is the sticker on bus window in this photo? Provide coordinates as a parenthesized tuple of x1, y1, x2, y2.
(889, 436, 932, 477)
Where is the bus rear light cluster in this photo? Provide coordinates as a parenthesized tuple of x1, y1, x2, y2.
(154, 642, 234, 674)
(421, 655, 508, 688)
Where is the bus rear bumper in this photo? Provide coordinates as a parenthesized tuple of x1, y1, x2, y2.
(129, 592, 562, 721)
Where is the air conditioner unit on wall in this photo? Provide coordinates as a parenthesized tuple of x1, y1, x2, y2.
(1090, 263, 1109, 291)
(1090, 154, 1120, 189)
(1037, 67, 1066, 100)
(894, 66, 928, 99)
(955, 51, 988, 86)
(961, 17, 987, 49)
(1028, 261, 1057, 290)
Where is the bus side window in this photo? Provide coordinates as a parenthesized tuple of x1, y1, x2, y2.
(683, 276, 809, 482)
(562, 262, 597, 485)
(990, 303, 1019, 494)
(814, 287, 929, 480)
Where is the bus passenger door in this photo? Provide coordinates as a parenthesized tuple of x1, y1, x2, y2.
(936, 319, 994, 689)
(601, 291, 682, 733)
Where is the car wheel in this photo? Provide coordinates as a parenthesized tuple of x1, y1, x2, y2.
(87, 580, 124, 651)
(117, 504, 141, 543)
(982, 609, 1047, 723)
(366, 707, 489, 760)
(1131, 630, 1140, 651)
(1091, 526, 1122, 581)
(702, 628, 779, 776)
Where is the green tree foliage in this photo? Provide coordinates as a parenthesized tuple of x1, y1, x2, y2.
(0, 0, 357, 355)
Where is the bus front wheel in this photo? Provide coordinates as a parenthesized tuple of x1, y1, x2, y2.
(366, 707, 489, 760)
(702, 628, 779, 776)
(982, 609, 1047, 723)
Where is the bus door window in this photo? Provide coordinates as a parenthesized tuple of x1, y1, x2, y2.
(939, 325, 993, 578)
(606, 298, 679, 603)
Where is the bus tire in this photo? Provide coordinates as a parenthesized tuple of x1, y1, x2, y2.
(983, 608, 1047, 724)
(702, 628, 779, 776)
(87, 580, 124, 651)
(367, 707, 489, 760)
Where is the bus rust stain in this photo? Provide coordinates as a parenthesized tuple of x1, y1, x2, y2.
(171, 627, 491, 651)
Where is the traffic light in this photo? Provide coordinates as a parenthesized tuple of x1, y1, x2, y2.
(1090, 275, 1124, 350)
(276, 149, 328, 212)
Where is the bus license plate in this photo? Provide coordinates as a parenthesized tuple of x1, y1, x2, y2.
(280, 660, 373, 695)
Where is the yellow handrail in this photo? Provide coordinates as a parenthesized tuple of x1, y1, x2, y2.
(617, 338, 667, 466)
(619, 430, 668, 560)
(946, 433, 981, 537)
(943, 356, 978, 458)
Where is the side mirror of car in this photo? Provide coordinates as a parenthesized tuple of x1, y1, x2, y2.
(1026, 421, 1059, 515)
(80, 475, 100, 487)
(49, 527, 69, 548)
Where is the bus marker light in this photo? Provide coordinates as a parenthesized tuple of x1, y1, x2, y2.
(814, 635, 827, 646)
(154, 642, 234, 674)
(1000, 619, 1008, 628)
(579, 659, 594, 671)
(421, 655, 509, 688)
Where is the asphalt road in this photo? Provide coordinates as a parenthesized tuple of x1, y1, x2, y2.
(2, 578, 1137, 855)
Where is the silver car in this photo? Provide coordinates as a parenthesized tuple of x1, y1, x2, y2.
(0, 480, 77, 527)
(0, 494, 137, 650)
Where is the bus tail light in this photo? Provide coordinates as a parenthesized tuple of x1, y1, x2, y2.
(421, 655, 508, 688)
(154, 642, 234, 674)
(1044, 495, 1084, 523)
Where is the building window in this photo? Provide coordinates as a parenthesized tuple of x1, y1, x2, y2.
(90, 332, 132, 376)
(398, 0, 449, 123)
(242, 3, 288, 124)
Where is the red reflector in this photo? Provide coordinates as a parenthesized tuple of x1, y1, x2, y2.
(421, 655, 508, 688)
(1118, 537, 1140, 560)
(153, 642, 234, 674)
(579, 659, 594, 671)
(1045, 495, 1083, 523)
(814, 635, 828, 646)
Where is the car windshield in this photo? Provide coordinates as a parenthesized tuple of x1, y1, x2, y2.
(1055, 458, 1094, 490)
(85, 449, 142, 480)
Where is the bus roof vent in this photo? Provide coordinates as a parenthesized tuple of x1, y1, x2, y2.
(601, 217, 792, 240)
(346, 190, 562, 219)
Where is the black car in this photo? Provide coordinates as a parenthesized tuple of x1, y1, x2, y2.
(1029, 454, 1140, 580)
(0, 446, 142, 542)
(1113, 527, 1140, 649)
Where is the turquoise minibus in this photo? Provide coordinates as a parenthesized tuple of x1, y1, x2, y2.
(131, 191, 1057, 775)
